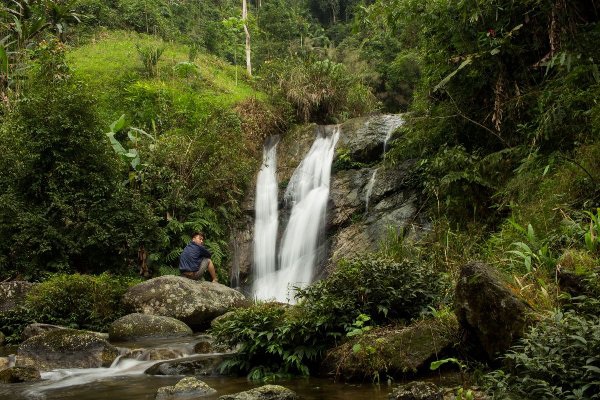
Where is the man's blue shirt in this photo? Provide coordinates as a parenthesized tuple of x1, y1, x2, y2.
(179, 242, 212, 272)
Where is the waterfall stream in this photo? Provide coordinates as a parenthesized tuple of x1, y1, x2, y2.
(253, 126, 340, 302)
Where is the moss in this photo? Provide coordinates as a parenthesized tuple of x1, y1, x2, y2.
(325, 314, 460, 381)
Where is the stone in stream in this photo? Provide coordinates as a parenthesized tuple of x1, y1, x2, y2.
(109, 313, 193, 341)
(218, 385, 299, 400)
(145, 353, 233, 376)
(16, 328, 119, 371)
(455, 261, 532, 360)
(122, 348, 184, 362)
(0, 366, 41, 383)
(122, 276, 248, 329)
(155, 376, 216, 400)
(0, 281, 35, 312)
(389, 381, 443, 400)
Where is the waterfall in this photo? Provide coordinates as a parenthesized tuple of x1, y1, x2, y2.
(365, 168, 378, 213)
(253, 126, 340, 302)
(382, 114, 405, 155)
(252, 136, 280, 297)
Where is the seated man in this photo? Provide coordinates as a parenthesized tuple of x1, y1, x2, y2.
(179, 232, 218, 282)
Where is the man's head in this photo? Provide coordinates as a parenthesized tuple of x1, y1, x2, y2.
(191, 232, 205, 245)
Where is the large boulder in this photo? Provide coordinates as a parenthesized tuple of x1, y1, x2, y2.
(155, 377, 216, 400)
(339, 114, 405, 163)
(16, 329, 119, 370)
(109, 313, 193, 341)
(455, 262, 532, 360)
(0, 366, 41, 383)
(22, 323, 68, 340)
(218, 385, 298, 400)
(0, 281, 35, 312)
(145, 354, 233, 376)
(122, 276, 247, 329)
(324, 315, 459, 380)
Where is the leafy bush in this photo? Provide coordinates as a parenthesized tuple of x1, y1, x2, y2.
(0, 307, 36, 344)
(484, 309, 600, 399)
(211, 256, 448, 379)
(25, 273, 140, 332)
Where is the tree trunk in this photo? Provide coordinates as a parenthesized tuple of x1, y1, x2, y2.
(242, 0, 252, 77)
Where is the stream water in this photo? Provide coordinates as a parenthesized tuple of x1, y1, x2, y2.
(0, 336, 391, 400)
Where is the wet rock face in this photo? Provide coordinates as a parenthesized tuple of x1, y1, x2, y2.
(455, 261, 532, 360)
(0, 366, 41, 383)
(0, 281, 35, 312)
(229, 114, 421, 286)
(389, 382, 443, 400)
(108, 313, 193, 341)
(155, 377, 216, 400)
(16, 329, 119, 371)
(122, 276, 248, 329)
(218, 385, 299, 400)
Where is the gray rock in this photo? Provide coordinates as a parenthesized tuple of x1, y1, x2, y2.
(389, 382, 443, 400)
(218, 385, 299, 400)
(0, 281, 35, 312)
(16, 328, 119, 371)
(123, 276, 247, 329)
(455, 261, 532, 360)
(0, 366, 41, 383)
(123, 348, 184, 361)
(155, 376, 216, 399)
(0, 357, 8, 372)
(109, 313, 193, 341)
(145, 354, 233, 376)
(22, 323, 69, 340)
(339, 114, 405, 163)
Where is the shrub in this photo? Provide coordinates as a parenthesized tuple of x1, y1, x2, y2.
(24, 273, 140, 333)
(211, 256, 448, 379)
(0, 307, 37, 344)
(484, 309, 600, 399)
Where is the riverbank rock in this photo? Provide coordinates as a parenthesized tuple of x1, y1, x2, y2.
(109, 313, 193, 341)
(324, 315, 459, 380)
(156, 377, 216, 399)
(0, 366, 41, 383)
(123, 276, 247, 329)
(0, 357, 8, 371)
(146, 353, 233, 376)
(22, 323, 68, 340)
(0, 281, 35, 312)
(218, 385, 298, 400)
(16, 329, 119, 371)
(455, 262, 532, 360)
(0, 331, 4, 345)
(389, 382, 443, 400)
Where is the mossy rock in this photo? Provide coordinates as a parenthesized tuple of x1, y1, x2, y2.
(389, 381, 443, 400)
(156, 376, 216, 399)
(218, 385, 298, 400)
(455, 261, 532, 360)
(0, 331, 4, 345)
(323, 314, 460, 380)
(16, 329, 119, 371)
(0, 366, 41, 383)
(109, 313, 192, 341)
(557, 249, 600, 297)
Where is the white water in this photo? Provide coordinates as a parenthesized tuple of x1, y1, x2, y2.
(252, 136, 280, 296)
(382, 114, 405, 155)
(253, 127, 340, 302)
(365, 168, 378, 213)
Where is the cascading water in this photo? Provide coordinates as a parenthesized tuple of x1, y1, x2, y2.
(365, 168, 378, 213)
(253, 126, 340, 302)
(252, 136, 280, 297)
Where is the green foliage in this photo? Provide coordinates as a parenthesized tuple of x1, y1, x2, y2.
(0, 40, 162, 278)
(261, 57, 377, 123)
(135, 43, 164, 77)
(484, 309, 600, 399)
(25, 273, 140, 332)
(0, 307, 36, 344)
(212, 255, 447, 379)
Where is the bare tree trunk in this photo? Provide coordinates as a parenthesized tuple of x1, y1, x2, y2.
(242, 0, 252, 77)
